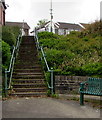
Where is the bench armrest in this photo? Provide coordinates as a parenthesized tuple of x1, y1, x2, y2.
(79, 81, 87, 92)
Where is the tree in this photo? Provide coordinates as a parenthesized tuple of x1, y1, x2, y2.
(37, 19, 48, 28)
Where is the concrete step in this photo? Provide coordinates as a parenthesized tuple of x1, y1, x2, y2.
(18, 53, 37, 56)
(12, 75, 44, 79)
(16, 57, 38, 61)
(13, 87, 47, 92)
(19, 46, 36, 49)
(14, 65, 41, 69)
(13, 72, 43, 75)
(20, 43, 35, 45)
(14, 69, 42, 73)
(11, 92, 47, 97)
(12, 83, 46, 88)
(14, 62, 39, 66)
(12, 79, 45, 84)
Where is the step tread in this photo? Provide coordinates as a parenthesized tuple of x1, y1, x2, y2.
(14, 69, 41, 70)
(12, 78, 45, 81)
(13, 87, 47, 90)
(13, 73, 43, 75)
(13, 74, 43, 76)
(12, 83, 46, 86)
(11, 92, 47, 95)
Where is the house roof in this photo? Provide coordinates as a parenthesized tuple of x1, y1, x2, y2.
(80, 23, 89, 28)
(57, 22, 83, 30)
(5, 22, 30, 29)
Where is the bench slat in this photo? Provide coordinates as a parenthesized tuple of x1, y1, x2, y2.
(80, 77, 102, 105)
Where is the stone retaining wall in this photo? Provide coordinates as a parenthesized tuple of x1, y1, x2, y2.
(55, 75, 88, 94)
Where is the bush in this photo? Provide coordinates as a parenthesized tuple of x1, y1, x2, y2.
(2, 31, 16, 46)
(2, 26, 20, 47)
(2, 41, 11, 68)
(37, 21, 101, 77)
(11, 26, 21, 38)
(82, 20, 102, 37)
(82, 62, 102, 76)
(39, 38, 59, 49)
(38, 31, 59, 39)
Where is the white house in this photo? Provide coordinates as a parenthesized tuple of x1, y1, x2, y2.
(36, 21, 86, 35)
(55, 22, 84, 35)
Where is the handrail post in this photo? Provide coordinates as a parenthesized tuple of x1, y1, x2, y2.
(51, 70, 53, 94)
(5, 68, 8, 97)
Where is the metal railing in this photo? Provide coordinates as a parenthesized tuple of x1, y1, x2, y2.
(34, 30, 54, 94)
(5, 34, 22, 96)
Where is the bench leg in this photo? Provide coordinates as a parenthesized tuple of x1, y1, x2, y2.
(80, 93, 84, 105)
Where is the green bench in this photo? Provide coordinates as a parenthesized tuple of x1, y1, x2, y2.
(79, 77, 102, 105)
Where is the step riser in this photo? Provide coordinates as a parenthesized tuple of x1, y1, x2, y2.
(12, 76, 43, 79)
(17, 57, 38, 59)
(15, 60, 38, 67)
(18, 53, 37, 55)
(13, 73, 43, 75)
(14, 66, 41, 69)
(13, 89, 47, 92)
(13, 84, 46, 88)
(13, 79, 45, 82)
(14, 69, 42, 73)
(15, 61, 39, 64)
(13, 81, 45, 84)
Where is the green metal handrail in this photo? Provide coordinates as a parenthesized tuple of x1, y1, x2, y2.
(34, 29, 54, 94)
(4, 34, 22, 96)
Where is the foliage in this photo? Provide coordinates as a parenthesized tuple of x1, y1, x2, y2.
(2, 41, 11, 69)
(37, 19, 48, 28)
(38, 31, 59, 39)
(2, 26, 20, 70)
(38, 20, 102, 77)
(2, 26, 20, 47)
(81, 20, 102, 37)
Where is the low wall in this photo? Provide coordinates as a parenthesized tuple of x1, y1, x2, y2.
(55, 75, 88, 94)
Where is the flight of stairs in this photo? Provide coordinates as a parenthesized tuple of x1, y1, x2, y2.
(10, 36, 47, 97)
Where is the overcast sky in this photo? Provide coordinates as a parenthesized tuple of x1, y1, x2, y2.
(5, 0, 101, 31)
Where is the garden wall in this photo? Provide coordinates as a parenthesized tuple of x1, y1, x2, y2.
(55, 75, 88, 94)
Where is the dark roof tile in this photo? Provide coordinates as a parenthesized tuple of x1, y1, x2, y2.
(58, 22, 83, 30)
(5, 22, 30, 29)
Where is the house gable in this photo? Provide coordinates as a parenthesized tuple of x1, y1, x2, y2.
(6, 21, 30, 35)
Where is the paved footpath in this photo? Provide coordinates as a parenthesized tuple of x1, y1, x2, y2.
(2, 97, 101, 119)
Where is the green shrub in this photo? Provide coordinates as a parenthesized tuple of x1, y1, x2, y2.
(82, 62, 102, 76)
(11, 26, 21, 38)
(38, 31, 59, 39)
(37, 21, 101, 77)
(39, 38, 59, 49)
(2, 31, 16, 46)
(2, 26, 20, 47)
(2, 41, 11, 68)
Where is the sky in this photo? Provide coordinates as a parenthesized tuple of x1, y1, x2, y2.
(5, 0, 101, 32)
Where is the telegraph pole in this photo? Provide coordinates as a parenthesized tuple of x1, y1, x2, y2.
(50, 0, 53, 32)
